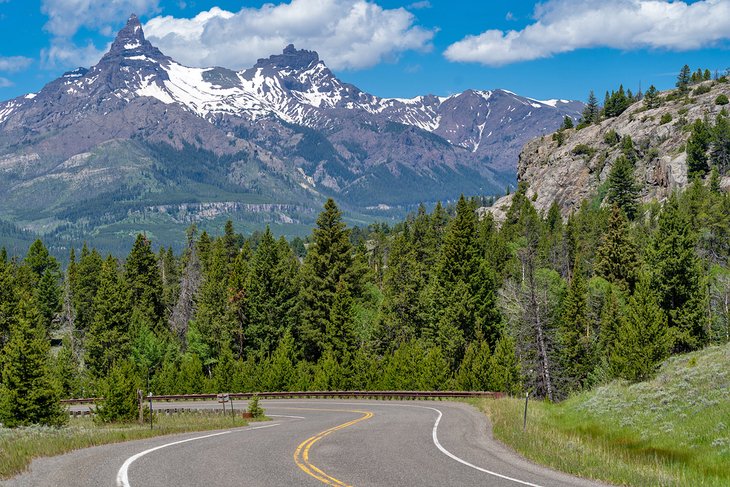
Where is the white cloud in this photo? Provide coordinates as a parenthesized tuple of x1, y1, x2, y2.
(0, 56, 33, 72)
(0, 77, 13, 88)
(408, 1, 432, 9)
(143, 0, 434, 70)
(41, 40, 109, 69)
(41, 0, 160, 37)
(445, 0, 730, 66)
(39, 0, 159, 69)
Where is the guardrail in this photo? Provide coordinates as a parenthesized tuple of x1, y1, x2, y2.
(62, 390, 503, 405)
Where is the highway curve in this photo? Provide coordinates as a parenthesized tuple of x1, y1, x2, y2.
(2, 399, 609, 487)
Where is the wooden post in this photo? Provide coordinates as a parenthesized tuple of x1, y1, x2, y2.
(138, 389, 144, 424)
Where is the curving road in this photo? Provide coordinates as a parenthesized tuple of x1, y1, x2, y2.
(3, 400, 609, 487)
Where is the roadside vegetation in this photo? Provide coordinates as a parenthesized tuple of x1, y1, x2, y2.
(480, 343, 730, 487)
(0, 412, 257, 480)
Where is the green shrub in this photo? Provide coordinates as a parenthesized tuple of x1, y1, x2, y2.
(247, 394, 264, 418)
(603, 129, 620, 146)
(572, 144, 597, 158)
(716, 94, 729, 105)
(94, 361, 140, 423)
(660, 113, 672, 125)
(552, 130, 566, 146)
(692, 84, 711, 96)
(645, 147, 660, 162)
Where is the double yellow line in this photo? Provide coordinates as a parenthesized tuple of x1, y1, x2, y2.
(293, 409, 374, 486)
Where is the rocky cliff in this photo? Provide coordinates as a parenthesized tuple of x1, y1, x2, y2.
(486, 79, 730, 220)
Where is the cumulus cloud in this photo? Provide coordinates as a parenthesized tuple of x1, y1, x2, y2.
(41, 40, 109, 70)
(143, 0, 434, 70)
(0, 56, 33, 72)
(445, 0, 730, 66)
(41, 0, 160, 37)
(40, 0, 159, 68)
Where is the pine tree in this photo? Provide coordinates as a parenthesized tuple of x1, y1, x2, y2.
(73, 244, 103, 333)
(325, 279, 357, 361)
(418, 346, 451, 391)
(676, 64, 691, 94)
(222, 219, 240, 262)
(94, 360, 139, 423)
(125, 234, 165, 330)
(311, 351, 347, 391)
(24, 240, 61, 331)
(596, 206, 640, 291)
(454, 340, 492, 391)
(244, 228, 299, 356)
(52, 335, 82, 398)
(649, 195, 708, 352)
(610, 277, 670, 381)
(193, 238, 234, 359)
(643, 85, 660, 109)
(489, 335, 521, 394)
(581, 90, 600, 124)
(597, 285, 623, 359)
(0, 258, 18, 347)
(380, 340, 425, 390)
(687, 118, 712, 177)
(561, 115, 574, 130)
(0, 300, 66, 427)
(376, 230, 424, 350)
(211, 345, 235, 392)
(558, 266, 593, 391)
(159, 246, 179, 315)
(710, 113, 730, 174)
(85, 256, 132, 377)
(177, 353, 206, 394)
(298, 199, 359, 361)
(263, 331, 297, 391)
(606, 155, 640, 220)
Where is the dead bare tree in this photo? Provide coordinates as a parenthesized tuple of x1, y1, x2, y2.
(169, 231, 202, 347)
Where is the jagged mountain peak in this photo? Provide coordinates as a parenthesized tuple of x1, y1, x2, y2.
(100, 13, 168, 64)
(255, 44, 321, 72)
(110, 14, 145, 52)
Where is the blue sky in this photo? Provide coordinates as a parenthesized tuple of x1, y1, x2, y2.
(1, 0, 729, 102)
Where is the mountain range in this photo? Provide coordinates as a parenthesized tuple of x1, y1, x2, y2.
(0, 14, 581, 250)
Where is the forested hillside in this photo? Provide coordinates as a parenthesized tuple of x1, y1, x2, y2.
(0, 179, 728, 424)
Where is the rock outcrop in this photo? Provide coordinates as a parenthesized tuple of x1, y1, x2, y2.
(486, 80, 730, 220)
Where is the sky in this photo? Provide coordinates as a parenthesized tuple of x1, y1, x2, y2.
(0, 0, 729, 102)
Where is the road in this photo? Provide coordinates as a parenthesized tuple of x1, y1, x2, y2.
(3, 399, 609, 487)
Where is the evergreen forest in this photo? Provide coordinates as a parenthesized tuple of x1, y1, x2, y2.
(1, 175, 729, 425)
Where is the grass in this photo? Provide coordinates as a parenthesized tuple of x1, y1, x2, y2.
(478, 343, 730, 486)
(0, 412, 264, 480)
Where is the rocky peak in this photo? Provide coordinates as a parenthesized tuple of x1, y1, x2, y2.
(100, 13, 168, 64)
(255, 44, 320, 72)
(110, 15, 145, 52)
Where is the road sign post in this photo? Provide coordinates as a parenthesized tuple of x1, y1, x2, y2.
(148, 392, 153, 430)
(523, 392, 529, 432)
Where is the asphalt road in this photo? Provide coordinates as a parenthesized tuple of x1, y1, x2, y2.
(3, 399, 610, 487)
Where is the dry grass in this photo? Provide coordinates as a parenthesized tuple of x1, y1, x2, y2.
(0, 412, 259, 479)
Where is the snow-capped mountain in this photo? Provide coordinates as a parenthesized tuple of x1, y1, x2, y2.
(0, 15, 581, 243)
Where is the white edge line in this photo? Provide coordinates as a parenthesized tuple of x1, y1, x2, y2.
(285, 401, 544, 487)
(116, 423, 280, 487)
(268, 414, 306, 419)
(428, 407, 544, 487)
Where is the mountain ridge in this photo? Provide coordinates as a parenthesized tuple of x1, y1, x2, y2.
(0, 14, 581, 248)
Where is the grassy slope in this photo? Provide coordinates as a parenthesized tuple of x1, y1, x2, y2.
(480, 343, 730, 486)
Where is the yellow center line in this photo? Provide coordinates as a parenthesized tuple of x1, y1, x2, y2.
(290, 408, 374, 487)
